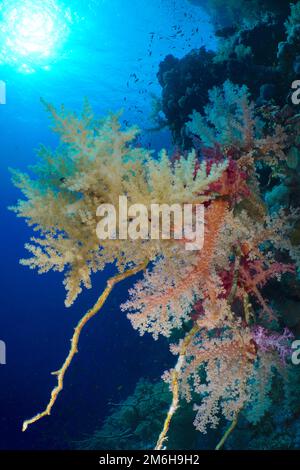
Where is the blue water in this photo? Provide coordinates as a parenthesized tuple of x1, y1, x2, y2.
(0, 0, 215, 450)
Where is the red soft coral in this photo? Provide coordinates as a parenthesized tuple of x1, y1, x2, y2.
(208, 159, 251, 206)
(238, 258, 295, 320)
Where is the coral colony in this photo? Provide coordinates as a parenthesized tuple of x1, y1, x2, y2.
(11, 2, 300, 450)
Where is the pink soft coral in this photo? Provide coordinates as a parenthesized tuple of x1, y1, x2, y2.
(122, 200, 229, 338)
(252, 326, 294, 363)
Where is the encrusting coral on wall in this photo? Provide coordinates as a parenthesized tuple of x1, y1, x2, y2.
(76, 379, 199, 450)
(11, 72, 300, 449)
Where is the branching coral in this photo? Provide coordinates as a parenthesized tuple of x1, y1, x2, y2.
(186, 80, 288, 166)
(122, 199, 229, 339)
(21, 261, 149, 432)
(12, 99, 226, 431)
(12, 79, 299, 449)
(151, 82, 299, 449)
(11, 101, 226, 307)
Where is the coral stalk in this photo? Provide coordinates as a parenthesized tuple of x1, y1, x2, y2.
(155, 248, 244, 450)
(155, 324, 200, 450)
(22, 260, 149, 432)
(227, 248, 241, 305)
(215, 293, 254, 450)
(215, 416, 239, 450)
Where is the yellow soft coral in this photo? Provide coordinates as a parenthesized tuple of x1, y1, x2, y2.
(11, 101, 226, 307)
(11, 101, 227, 430)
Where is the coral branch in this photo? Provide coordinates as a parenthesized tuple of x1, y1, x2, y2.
(22, 261, 149, 432)
(155, 249, 245, 449)
(215, 416, 239, 450)
(227, 248, 241, 305)
(155, 324, 200, 450)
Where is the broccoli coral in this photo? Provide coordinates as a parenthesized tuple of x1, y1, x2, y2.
(11, 101, 226, 307)
(12, 81, 299, 449)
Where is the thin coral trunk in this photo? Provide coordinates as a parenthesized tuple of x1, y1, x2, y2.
(155, 324, 200, 450)
(22, 260, 149, 432)
(155, 246, 243, 450)
(215, 416, 239, 450)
